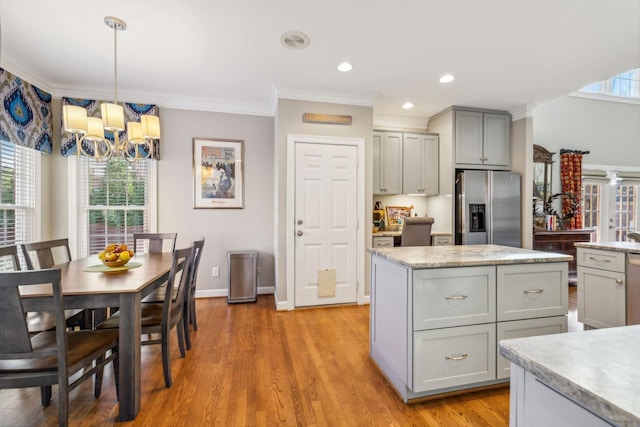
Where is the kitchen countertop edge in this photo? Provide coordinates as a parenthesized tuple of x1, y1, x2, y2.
(368, 244, 572, 269)
(499, 326, 640, 426)
(574, 241, 640, 254)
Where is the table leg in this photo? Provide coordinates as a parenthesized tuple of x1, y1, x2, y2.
(117, 292, 142, 421)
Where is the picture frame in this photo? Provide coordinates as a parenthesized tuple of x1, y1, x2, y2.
(385, 206, 412, 227)
(193, 138, 244, 209)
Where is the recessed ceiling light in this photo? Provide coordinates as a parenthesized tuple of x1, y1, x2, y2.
(280, 31, 310, 50)
(439, 74, 455, 83)
(402, 102, 414, 109)
(337, 62, 353, 72)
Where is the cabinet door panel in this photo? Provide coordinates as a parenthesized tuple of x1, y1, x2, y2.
(577, 266, 625, 328)
(373, 131, 402, 194)
(454, 110, 484, 165)
(403, 134, 439, 195)
(483, 113, 510, 167)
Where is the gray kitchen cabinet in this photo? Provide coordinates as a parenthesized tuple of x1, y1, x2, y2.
(373, 131, 403, 195)
(577, 247, 626, 329)
(454, 109, 511, 168)
(402, 133, 439, 195)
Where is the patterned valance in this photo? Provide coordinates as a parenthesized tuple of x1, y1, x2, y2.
(61, 97, 160, 159)
(0, 68, 53, 154)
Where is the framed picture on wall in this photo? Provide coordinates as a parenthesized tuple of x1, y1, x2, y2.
(193, 138, 244, 209)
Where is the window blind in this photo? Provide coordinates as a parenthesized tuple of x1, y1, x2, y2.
(0, 140, 37, 271)
(76, 157, 152, 257)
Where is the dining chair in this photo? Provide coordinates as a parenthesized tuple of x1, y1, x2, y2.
(0, 268, 119, 427)
(627, 231, 640, 242)
(142, 238, 204, 350)
(97, 245, 195, 388)
(20, 239, 91, 330)
(400, 217, 435, 247)
(133, 232, 177, 254)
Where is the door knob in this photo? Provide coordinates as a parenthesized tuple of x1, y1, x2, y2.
(297, 230, 304, 236)
(297, 219, 303, 225)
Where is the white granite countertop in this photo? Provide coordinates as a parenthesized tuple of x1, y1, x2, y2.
(575, 241, 640, 254)
(368, 244, 571, 268)
(499, 325, 640, 426)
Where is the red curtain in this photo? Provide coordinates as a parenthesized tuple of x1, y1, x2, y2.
(560, 149, 589, 229)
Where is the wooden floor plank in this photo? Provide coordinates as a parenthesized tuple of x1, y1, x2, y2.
(0, 293, 558, 426)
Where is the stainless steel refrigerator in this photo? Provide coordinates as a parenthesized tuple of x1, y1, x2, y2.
(455, 170, 521, 247)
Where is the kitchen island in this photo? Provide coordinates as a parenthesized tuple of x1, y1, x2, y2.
(499, 325, 640, 426)
(369, 244, 571, 402)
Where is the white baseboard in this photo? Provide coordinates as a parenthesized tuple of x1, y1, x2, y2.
(195, 287, 369, 312)
(195, 286, 274, 299)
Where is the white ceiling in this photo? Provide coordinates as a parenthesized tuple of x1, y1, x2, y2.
(1, 0, 639, 120)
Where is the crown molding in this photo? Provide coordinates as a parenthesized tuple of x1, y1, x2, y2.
(509, 104, 535, 121)
(373, 113, 428, 131)
(275, 84, 378, 107)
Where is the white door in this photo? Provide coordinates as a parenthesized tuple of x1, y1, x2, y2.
(294, 141, 358, 307)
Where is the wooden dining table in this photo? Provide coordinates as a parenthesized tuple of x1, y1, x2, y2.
(19, 252, 175, 421)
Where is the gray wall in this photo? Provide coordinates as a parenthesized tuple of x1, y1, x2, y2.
(275, 99, 374, 306)
(45, 101, 276, 296)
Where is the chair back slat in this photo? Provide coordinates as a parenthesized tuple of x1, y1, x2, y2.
(133, 233, 177, 254)
(164, 246, 195, 319)
(21, 239, 72, 270)
(0, 245, 22, 271)
(0, 269, 65, 360)
(0, 286, 32, 353)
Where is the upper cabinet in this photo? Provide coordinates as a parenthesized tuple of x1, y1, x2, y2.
(374, 131, 439, 196)
(373, 131, 403, 195)
(403, 133, 439, 195)
(454, 108, 511, 169)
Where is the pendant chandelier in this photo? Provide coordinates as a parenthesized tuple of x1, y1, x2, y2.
(62, 16, 160, 162)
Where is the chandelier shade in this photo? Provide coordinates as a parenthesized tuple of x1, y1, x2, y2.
(62, 16, 160, 161)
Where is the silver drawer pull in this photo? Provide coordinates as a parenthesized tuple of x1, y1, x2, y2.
(523, 288, 544, 294)
(616, 279, 623, 285)
(588, 256, 611, 263)
(445, 294, 468, 300)
(445, 353, 468, 361)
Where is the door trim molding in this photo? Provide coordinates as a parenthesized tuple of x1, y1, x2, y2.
(286, 134, 365, 310)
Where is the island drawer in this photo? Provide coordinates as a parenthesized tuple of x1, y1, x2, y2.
(413, 266, 496, 330)
(496, 316, 567, 379)
(577, 248, 625, 272)
(496, 263, 568, 321)
(413, 323, 496, 392)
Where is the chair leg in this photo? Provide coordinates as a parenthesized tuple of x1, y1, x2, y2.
(190, 298, 198, 331)
(113, 346, 120, 401)
(40, 386, 52, 406)
(183, 306, 192, 350)
(161, 328, 172, 388)
(94, 355, 105, 398)
(177, 318, 186, 358)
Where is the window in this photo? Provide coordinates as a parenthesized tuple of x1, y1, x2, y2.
(582, 179, 638, 242)
(580, 68, 640, 99)
(0, 140, 38, 271)
(72, 157, 156, 258)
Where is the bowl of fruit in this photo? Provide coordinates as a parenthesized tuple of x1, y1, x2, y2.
(98, 243, 135, 268)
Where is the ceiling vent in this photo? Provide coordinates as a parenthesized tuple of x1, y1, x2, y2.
(280, 31, 310, 50)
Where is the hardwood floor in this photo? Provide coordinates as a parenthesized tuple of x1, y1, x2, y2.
(1, 289, 581, 426)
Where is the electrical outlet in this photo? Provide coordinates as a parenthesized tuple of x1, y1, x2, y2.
(212, 267, 219, 277)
